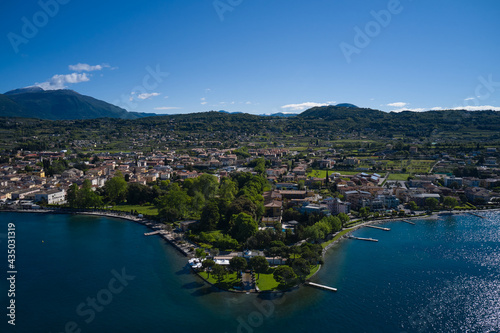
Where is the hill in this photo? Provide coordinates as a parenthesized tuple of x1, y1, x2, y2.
(0, 88, 156, 120)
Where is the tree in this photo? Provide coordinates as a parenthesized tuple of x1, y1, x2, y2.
(291, 258, 310, 281)
(229, 257, 247, 277)
(67, 183, 79, 208)
(202, 259, 215, 278)
(409, 201, 418, 211)
(229, 212, 258, 243)
(249, 256, 269, 279)
(443, 197, 458, 211)
(104, 174, 128, 204)
(195, 174, 220, 200)
(337, 213, 350, 228)
(425, 197, 439, 211)
(195, 248, 207, 259)
(219, 178, 237, 203)
(200, 201, 220, 232)
(212, 264, 226, 284)
(273, 265, 296, 286)
(127, 183, 154, 205)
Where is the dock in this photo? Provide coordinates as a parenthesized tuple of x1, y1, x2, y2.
(402, 220, 416, 225)
(348, 236, 378, 242)
(366, 225, 390, 231)
(305, 281, 337, 292)
(144, 230, 161, 236)
(468, 212, 485, 219)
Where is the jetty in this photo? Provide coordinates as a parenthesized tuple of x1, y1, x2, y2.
(468, 212, 485, 219)
(402, 220, 416, 225)
(305, 281, 337, 292)
(144, 230, 161, 236)
(348, 236, 378, 242)
(366, 225, 390, 231)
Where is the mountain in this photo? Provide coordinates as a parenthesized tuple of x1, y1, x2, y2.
(298, 105, 389, 121)
(335, 103, 359, 108)
(0, 88, 157, 120)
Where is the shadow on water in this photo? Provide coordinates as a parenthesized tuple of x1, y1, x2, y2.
(182, 281, 205, 289)
(191, 286, 217, 297)
(175, 265, 192, 275)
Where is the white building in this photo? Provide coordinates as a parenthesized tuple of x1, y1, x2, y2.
(35, 189, 66, 205)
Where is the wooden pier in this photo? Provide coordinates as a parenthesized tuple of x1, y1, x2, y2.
(305, 281, 337, 292)
(468, 212, 485, 219)
(144, 230, 161, 236)
(402, 220, 416, 225)
(366, 225, 390, 231)
(348, 236, 378, 242)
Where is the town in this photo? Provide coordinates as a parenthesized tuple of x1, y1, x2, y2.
(1, 138, 499, 291)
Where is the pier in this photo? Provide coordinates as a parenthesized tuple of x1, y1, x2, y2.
(366, 225, 390, 231)
(305, 281, 337, 292)
(348, 236, 378, 242)
(144, 230, 161, 236)
(468, 212, 485, 219)
(402, 220, 416, 225)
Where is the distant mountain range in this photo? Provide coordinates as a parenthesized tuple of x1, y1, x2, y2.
(0, 87, 155, 120)
(1, 88, 498, 124)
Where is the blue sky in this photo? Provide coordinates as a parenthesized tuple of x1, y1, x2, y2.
(1, 0, 499, 115)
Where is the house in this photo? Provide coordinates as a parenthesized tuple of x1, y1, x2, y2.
(465, 188, 492, 203)
(35, 189, 66, 205)
(324, 197, 351, 214)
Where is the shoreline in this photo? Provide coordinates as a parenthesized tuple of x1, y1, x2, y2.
(2, 207, 499, 294)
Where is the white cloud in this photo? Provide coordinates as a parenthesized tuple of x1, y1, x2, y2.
(137, 92, 160, 100)
(201, 97, 207, 105)
(387, 102, 408, 108)
(390, 107, 426, 113)
(69, 63, 110, 72)
(464, 97, 475, 101)
(452, 105, 500, 111)
(281, 102, 330, 111)
(154, 107, 181, 110)
(246, 101, 252, 105)
(36, 73, 90, 90)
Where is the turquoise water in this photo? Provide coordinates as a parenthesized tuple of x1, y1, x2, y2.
(1, 212, 499, 333)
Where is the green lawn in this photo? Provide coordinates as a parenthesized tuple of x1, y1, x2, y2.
(387, 173, 410, 181)
(110, 205, 158, 215)
(308, 169, 360, 177)
(198, 271, 242, 290)
(256, 268, 280, 291)
(306, 264, 320, 279)
(321, 229, 352, 249)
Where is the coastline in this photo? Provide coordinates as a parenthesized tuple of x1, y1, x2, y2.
(2, 207, 499, 294)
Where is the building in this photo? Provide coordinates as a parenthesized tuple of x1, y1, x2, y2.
(35, 189, 66, 205)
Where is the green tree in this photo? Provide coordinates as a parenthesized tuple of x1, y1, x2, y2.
(200, 200, 220, 232)
(104, 174, 128, 204)
(219, 178, 237, 202)
(249, 256, 269, 279)
(425, 197, 439, 211)
(229, 256, 247, 277)
(273, 265, 296, 286)
(443, 197, 458, 211)
(202, 259, 215, 278)
(212, 264, 226, 284)
(229, 212, 258, 243)
(291, 258, 310, 281)
(409, 201, 418, 211)
(337, 213, 350, 228)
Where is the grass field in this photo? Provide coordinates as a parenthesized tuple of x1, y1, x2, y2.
(110, 204, 158, 215)
(387, 173, 410, 181)
(199, 271, 242, 290)
(256, 268, 280, 291)
(308, 169, 360, 177)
